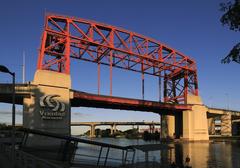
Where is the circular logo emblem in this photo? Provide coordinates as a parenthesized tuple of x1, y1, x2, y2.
(39, 95, 66, 120)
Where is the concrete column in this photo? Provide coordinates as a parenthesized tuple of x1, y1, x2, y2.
(161, 115, 168, 139)
(221, 113, 232, 136)
(167, 115, 175, 138)
(110, 125, 114, 135)
(89, 126, 92, 137)
(175, 112, 183, 139)
(149, 124, 155, 133)
(90, 125, 96, 138)
(149, 125, 152, 133)
(232, 122, 240, 135)
(182, 95, 209, 141)
(208, 118, 215, 135)
(113, 124, 117, 133)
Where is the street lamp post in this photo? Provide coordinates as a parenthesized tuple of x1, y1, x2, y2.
(0, 65, 15, 167)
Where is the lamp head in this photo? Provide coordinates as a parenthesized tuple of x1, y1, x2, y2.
(0, 65, 12, 75)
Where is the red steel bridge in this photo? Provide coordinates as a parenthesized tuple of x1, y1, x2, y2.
(3, 14, 239, 140)
(37, 14, 198, 104)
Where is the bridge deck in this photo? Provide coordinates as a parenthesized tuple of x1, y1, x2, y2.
(0, 84, 191, 114)
(207, 107, 240, 117)
(71, 90, 191, 114)
(0, 84, 31, 104)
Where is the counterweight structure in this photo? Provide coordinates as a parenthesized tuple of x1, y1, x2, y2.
(37, 14, 198, 104)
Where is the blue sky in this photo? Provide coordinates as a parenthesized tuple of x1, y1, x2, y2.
(0, 0, 239, 132)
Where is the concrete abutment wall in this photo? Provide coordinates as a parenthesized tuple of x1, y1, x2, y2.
(182, 95, 209, 141)
(23, 70, 71, 146)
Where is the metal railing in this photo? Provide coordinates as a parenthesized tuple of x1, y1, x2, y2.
(18, 128, 136, 167)
(1, 128, 175, 168)
(0, 142, 61, 168)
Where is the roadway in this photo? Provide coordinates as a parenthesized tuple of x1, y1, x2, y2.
(1, 83, 240, 117)
(0, 84, 192, 115)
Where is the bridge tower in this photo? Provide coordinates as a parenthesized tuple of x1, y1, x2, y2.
(23, 15, 74, 138)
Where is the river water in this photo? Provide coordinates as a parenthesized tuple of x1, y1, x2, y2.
(74, 138, 240, 168)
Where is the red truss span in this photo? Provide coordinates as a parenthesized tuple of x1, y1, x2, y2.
(37, 14, 198, 103)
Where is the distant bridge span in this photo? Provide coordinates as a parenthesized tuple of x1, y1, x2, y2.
(13, 122, 160, 127)
(71, 121, 160, 126)
(71, 121, 161, 137)
(12, 121, 161, 138)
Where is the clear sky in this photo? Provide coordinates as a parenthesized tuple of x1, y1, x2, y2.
(0, 0, 239, 133)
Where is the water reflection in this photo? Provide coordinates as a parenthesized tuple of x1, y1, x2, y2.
(173, 141, 240, 168)
(75, 138, 240, 168)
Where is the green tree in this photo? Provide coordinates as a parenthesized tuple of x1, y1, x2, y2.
(220, 0, 240, 63)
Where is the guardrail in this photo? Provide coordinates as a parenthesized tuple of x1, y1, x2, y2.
(1, 128, 136, 167)
(19, 128, 136, 167)
(1, 128, 175, 167)
(0, 142, 61, 168)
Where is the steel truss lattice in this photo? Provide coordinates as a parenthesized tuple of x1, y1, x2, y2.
(37, 14, 198, 104)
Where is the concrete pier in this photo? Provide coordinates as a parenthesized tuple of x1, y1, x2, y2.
(161, 95, 209, 141)
(23, 70, 71, 135)
(182, 95, 209, 141)
(221, 113, 232, 136)
(167, 115, 175, 138)
(208, 118, 215, 135)
(90, 124, 96, 138)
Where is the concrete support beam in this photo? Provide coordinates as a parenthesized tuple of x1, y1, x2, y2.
(221, 113, 232, 136)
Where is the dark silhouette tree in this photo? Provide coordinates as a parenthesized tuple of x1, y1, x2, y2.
(220, 0, 240, 63)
